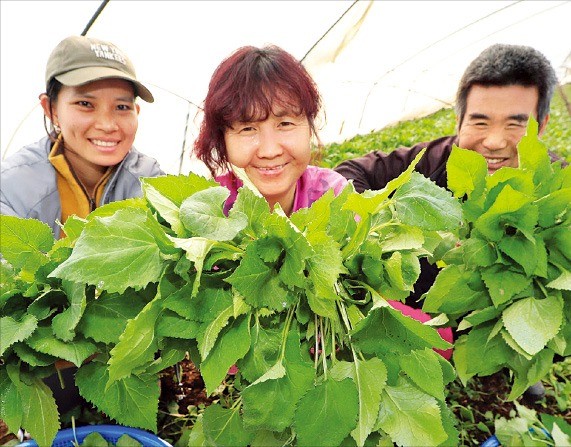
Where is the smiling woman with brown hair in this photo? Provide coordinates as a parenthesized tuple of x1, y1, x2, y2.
(194, 44, 348, 217)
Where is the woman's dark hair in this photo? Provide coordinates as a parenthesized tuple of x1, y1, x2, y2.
(43, 78, 63, 141)
(194, 45, 321, 175)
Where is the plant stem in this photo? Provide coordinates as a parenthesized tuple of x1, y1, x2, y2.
(320, 316, 327, 379)
(278, 305, 297, 362)
(314, 314, 319, 370)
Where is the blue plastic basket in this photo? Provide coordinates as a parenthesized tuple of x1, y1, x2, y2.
(17, 424, 173, 447)
(480, 435, 501, 447)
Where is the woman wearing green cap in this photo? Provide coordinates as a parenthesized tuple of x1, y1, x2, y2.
(0, 35, 164, 239)
(0, 35, 164, 421)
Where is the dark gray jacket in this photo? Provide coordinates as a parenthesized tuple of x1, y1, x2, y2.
(1, 136, 164, 238)
(334, 135, 567, 193)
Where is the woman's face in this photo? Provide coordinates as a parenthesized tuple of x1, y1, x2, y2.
(224, 108, 312, 215)
(44, 78, 140, 174)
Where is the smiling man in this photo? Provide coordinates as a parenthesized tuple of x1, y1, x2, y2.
(334, 44, 567, 403)
(334, 43, 567, 308)
(334, 43, 565, 192)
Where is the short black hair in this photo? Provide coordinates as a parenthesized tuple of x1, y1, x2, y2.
(455, 44, 557, 129)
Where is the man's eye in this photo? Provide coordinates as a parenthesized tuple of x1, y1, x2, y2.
(117, 104, 132, 111)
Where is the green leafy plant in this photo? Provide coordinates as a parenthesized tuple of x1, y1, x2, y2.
(423, 119, 571, 399)
(543, 356, 571, 412)
(493, 401, 571, 446)
(1, 152, 463, 446)
(73, 431, 141, 447)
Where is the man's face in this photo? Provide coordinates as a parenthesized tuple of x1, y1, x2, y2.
(457, 84, 547, 173)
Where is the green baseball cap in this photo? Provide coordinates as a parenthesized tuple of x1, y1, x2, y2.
(45, 35, 154, 103)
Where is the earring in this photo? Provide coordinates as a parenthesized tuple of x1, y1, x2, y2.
(54, 123, 61, 134)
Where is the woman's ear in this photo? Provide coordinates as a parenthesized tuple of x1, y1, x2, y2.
(538, 114, 550, 137)
(39, 93, 55, 122)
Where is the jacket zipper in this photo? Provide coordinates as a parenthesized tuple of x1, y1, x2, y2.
(65, 155, 98, 212)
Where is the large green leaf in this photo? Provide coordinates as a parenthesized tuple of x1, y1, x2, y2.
(0, 366, 24, 434)
(343, 150, 425, 216)
(19, 376, 60, 447)
(306, 231, 346, 297)
(242, 358, 314, 431)
(51, 280, 86, 342)
(497, 234, 542, 277)
(352, 307, 451, 356)
(155, 311, 200, 340)
(331, 358, 388, 447)
(462, 238, 497, 268)
(186, 414, 209, 447)
(377, 377, 447, 447)
(447, 146, 488, 199)
(2, 364, 60, 446)
(0, 215, 53, 275)
(536, 188, 571, 228)
(485, 168, 535, 198)
(142, 173, 217, 207)
(474, 185, 537, 242)
(197, 303, 233, 360)
(383, 251, 421, 293)
(517, 119, 553, 187)
(12, 343, 57, 367)
(400, 348, 447, 401)
(50, 208, 168, 293)
(0, 313, 37, 355)
(423, 265, 490, 314)
(260, 212, 313, 289)
(238, 324, 282, 383)
(143, 183, 186, 237)
(481, 266, 532, 307)
(170, 236, 217, 297)
(231, 186, 271, 237)
(507, 349, 554, 400)
(294, 378, 359, 447)
(25, 326, 96, 366)
(502, 295, 563, 355)
(200, 315, 251, 395)
(290, 188, 335, 233)
(463, 324, 514, 376)
(548, 270, 571, 290)
(108, 296, 162, 384)
(202, 404, 253, 447)
(77, 290, 148, 344)
(226, 243, 291, 311)
(76, 360, 160, 431)
(377, 224, 425, 252)
(164, 286, 232, 323)
(392, 172, 463, 231)
(180, 186, 247, 240)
